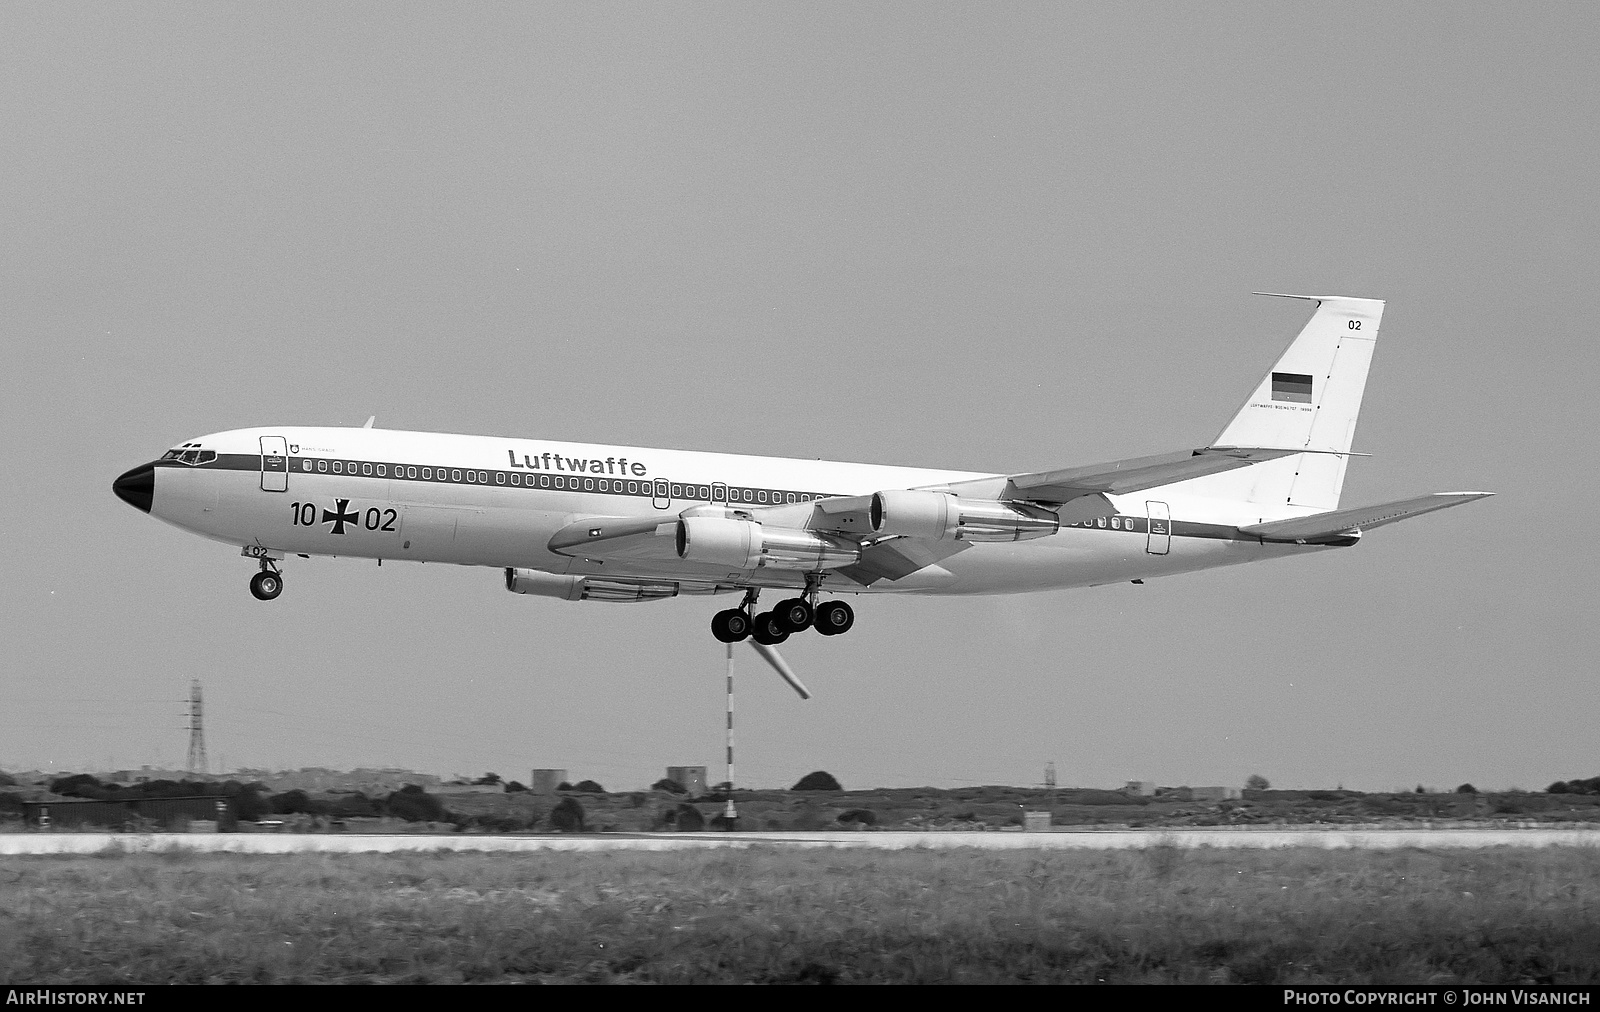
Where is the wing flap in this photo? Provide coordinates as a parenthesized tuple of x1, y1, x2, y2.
(1239, 492, 1493, 544)
(835, 538, 969, 586)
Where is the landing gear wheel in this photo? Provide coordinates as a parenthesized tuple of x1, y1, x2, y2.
(775, 597, 813, 633)
(814, 600, 854, 636)
(249, 570, 283, 601)
(711, 608, 752, 643)
(751, 611, 790, 645)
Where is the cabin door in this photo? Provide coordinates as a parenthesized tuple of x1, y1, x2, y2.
(1145, 501, 1170, 555)
(260, 436, 289, 492)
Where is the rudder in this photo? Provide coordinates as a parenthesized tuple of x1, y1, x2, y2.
(1185, 294, 1383, 511)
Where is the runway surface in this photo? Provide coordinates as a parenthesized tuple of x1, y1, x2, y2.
(3, 827, 1598, 855)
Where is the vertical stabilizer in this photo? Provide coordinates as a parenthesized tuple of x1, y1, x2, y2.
(1182, 294, 1383, 511)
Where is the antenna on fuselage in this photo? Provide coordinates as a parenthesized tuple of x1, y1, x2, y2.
(362, 415, 376, 429)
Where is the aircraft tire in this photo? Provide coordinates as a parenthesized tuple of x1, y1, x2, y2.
(751, 611, 789, 645)
(711, 608, 751, 643)
(775, 597, 813, 632)
(814, 600, 854, 636)
(249, 571, 283, 601)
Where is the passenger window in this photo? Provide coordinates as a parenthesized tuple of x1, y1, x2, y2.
(302, 460, 312, 471)
(318, 460, 328, 472)
(452, 470, 462, 481)
(376, 464, 386, 476)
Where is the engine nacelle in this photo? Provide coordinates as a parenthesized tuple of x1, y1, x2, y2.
(504, 568, 678, 602)
(871, 489, 1059, 542)
(677, 516, 860, 571)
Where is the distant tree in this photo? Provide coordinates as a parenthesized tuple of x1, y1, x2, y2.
(572, 780, 605, 794)
(837, 809, 877, 826)
(1244, 774, 1270, 792)
(51, 774, 115, 800)
(270, 789, 315, 815)
(1415, 785, 1427, 794)
(385, 785, 447, 823)
(1455, 783, 1478, 794)
(329, 793, 380, 818)
(472, 773, 502, 785)
(651, 778, 688, 794)
(550, 796, 585, 832)
(791, 771, 842, 791)
(674, 803, 704, 832)
(232, 787, 269, 821)
(504, 781, 528, 793)
(556, 781, 574, 791)
(1548, 781, 1571, 794)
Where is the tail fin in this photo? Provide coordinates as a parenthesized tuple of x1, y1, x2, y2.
(1183, 294, 1383, 511)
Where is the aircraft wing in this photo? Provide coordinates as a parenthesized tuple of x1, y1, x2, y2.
(1002, 446, 1300, 504)
(1238, 492, 1494, 544)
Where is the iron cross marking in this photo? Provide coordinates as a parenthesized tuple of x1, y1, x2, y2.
(322, 498, 359, 535)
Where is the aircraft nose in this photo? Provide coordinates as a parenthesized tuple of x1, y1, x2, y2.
(112, 463, 155, 514)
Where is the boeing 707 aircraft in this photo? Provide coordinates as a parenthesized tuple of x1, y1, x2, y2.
(112, 294, 1489, 648)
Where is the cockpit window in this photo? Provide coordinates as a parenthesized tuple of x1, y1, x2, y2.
(163, 444, 215, 465)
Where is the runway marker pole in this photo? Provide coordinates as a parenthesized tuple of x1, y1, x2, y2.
(724, 641, 737, 828)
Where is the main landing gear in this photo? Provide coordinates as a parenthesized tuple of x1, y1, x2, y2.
(711, 584, 854, 644)
(249, 559, 284, 601)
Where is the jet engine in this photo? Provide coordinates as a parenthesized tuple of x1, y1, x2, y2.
(871, 489, 1059, 542)
(676, 516, 860, 571)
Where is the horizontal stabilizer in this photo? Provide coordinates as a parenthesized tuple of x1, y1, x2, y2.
(1006, 447, 1298, 504)
(1239, 492, 1493, 544)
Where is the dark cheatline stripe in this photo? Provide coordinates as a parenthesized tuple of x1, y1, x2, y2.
(157, 451, 837, 506)
(1064, 515, 1250, 543)
(1271, 371, 1313, 403)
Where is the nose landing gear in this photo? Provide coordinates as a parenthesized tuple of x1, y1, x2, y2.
(248, 557, 284, 601)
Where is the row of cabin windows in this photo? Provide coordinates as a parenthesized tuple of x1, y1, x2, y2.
(295, 457, 818, 504)
(1068, 516, 1138, 530)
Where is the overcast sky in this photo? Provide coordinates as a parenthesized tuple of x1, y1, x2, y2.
(3, 3, 1595, 792)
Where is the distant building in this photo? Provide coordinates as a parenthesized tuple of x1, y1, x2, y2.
(666, 766, 707, 795)
(529, 769, 567, 794)
(431, 783, 504, 795)
(1124, 781, 1157, 796)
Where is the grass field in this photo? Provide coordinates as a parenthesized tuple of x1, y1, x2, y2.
(3, 845, 1599, 984)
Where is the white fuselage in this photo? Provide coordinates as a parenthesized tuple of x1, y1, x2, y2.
(131, 425, 1322, 598)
